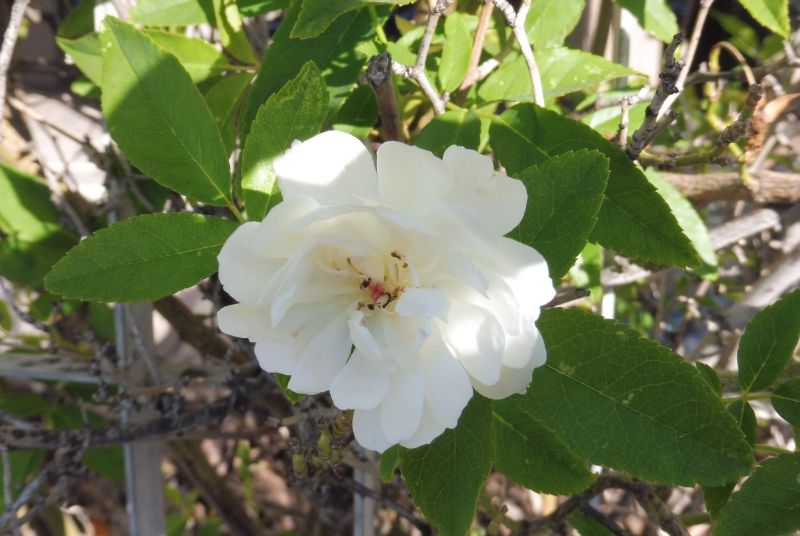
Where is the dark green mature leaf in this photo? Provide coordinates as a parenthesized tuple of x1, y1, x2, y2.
(380, 445, 400, 483)
(0, 164, 77, 286)
(241, 1, 375, 138)
(204, 73, 254, 153)
(737, 288, 800, 393)
(493, 398, 594, 494)
(715, 454, 800, 536)
(646, 169, 717, 275)
(513, 150, 609, 280)
(57, 33, 103, 85)
(241, 61, 328, 221)
(414, 109, 480, 157)
(526, 0, 585, 49)
(101, 18, 233, 207)
(131, 0, 214, 25)
(292, 0, 410, 39)
(705, 484, 735, 519)
(771, 378, 800, 427)
(612, 0, 679, 43)
(400, 396, 494, 536)
(479, 49, 641, 101)
(83, 446, 126, 482)
(727, 400, 757, 447)
(525, 308, 753, 485)
(696, 362, 723, 395)
(237, 0, 289, 16)
(439, 12, 471, 92)
(737, 0, 790, 37)
(45, 214, 239, 302)
(146, 31, 237, 83)
(490, 104, 699, 268)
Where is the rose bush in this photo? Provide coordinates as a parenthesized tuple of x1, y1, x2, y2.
(217, 130, 555, 451)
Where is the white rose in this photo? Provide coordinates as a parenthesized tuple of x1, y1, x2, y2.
(217, 131, 555, 452)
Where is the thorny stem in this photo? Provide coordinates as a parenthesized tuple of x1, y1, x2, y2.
(492, 0, 545, 106)
(0, 0, 30, 143)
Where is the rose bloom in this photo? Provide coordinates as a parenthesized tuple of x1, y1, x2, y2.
(217, 131, 555, 452)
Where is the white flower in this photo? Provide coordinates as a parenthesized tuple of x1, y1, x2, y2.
(217, 131, 555, 452)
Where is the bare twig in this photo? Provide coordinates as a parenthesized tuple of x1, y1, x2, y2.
(0, 0, 29, 142)
(0, 443, 19, 536)
(662, 170, 800, 205)
(627, 33, 685, 160)
(366, 53, 406, 142)
(617, 97, 631, 149)
(458, 0, 493, 92)
(391, 0, 454, 114)
(492, 0, 545, 106)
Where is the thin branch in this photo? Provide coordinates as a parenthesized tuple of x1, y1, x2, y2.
(0, 0, 29, 142)
(458, 0, 493, 92)
(617, 97, 630, 149)
(0, 443, 19, 536)
(366, 52, 406, 142)
(491, 0, 544, 106)
(662, 169, 800, 205)
(627, 33, 685, 160)
(391, 0, 453, 114)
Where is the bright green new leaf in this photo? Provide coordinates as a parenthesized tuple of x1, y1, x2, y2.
(414, 109, 481, 158)
(101, 18, 233, 207)
(646, 169, 717, 275)
(292, 0, 411, 39)
(479, 48, 642, 101)
(130, 0, 214, 26)
(45, 213, 239, 302)
(493, 398, 594, 494)
(525, 308, 753, 486)
(439, 12, 471, 92)
(737, 0, 790, 37)
(737, 288, 800, 393)
(146, 31, 238, 83)
(715, 454, 800, 536)
(380, 445, 400, 483)
(57, 32, 103, 86)
(241, 3, 375, 138)
(212, 0, 259, 64)
(400, 396, 494, 536)
(241, 61, 328, 221)
(513, 150, 609, 280)
(204, 73, 254, 153)
(772, 378, 800, 427)
(612, 0, 679, 43)
(490, 104, 700, 268)
(526, 0, 585, 49)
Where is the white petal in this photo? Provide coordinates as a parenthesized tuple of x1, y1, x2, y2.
(495, 238, 555, 308)
(379, 367, 425, 444)
(400, 405, 448, 449)
(442, 300, 505, 385)
(249, 196, 320, 258)
(287, 314, 352, 394)
(502, 322, 543, 369)
(273, 131, 378, 205)
(253, 337, 298, 374)
(442, 145, 494, 190)
(395, 288, 449, 321)
(377, 142, 454, 210)
(218, 222, 280, 304)
(217, 303, 267, 340)
(348, 310, 383, 361)
(353, 407, 392, 452)
(473, 329, 546, 399)
(422, 333, 473, 427)
(330, 350, 390, 410)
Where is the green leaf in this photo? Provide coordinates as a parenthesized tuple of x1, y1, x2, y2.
(439, 12, 471, 92)
(705, 484, 735, 519)
(414, 109, 481, 158)
(331, 85, 378, 140)
(57, 0, 96, 39)
(526, 0, 585, 49)
(727, 400, 757, 447)
(0, 450, 45, 512)
(568, 511, 618, 536)
(241, 2, 375, 138)
(146, 31, 238, 83)
(57, 32, 103, 86)
(45, 213, 239, 302)
(101, 18, 233, 207)
(525, 308, 753, 485)
(646, 169, 717, 275)
(274, 373, 304, 404)
(490, 104, 699, 268)
(696, 362, 722, 396)
(715, 454, 800, 536)
(582, 100, 647, 136)
(737, 288, 800, 393)
(513, 150, 609, 280)
(212, 0, 259, 64)
(237, 0, 289, 16)
(479, 48, 642, 101)
(241, 61, 328, 221)
(83, 446, 126, 482)
(292, 0, 409, 39)
(131, 0, 214, 26)
(380, 445, 400, 483)
(612, 0, 679, 43)
(204, 73, 254, 153)
(771, 378, 800, 427)
(399, 396, 494, 536)
(737, 0, 790, 37)
(493, 398, 594, 494)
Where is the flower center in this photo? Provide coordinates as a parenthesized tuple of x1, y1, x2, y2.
(346, 251, 412, 312)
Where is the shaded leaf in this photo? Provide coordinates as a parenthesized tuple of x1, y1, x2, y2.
(204, 72, 254, 153)
(414, 109, 481, 157)
(771, 378, 800, 427)
(292, 0, 411, 39)
(380, 445, 400, 483)
(612, 0, 679, 43)
(696, 362, 722, 396)
(331, 85, 378, 139)
(57, 32, 103, 86)
(45, 213, 239, 302)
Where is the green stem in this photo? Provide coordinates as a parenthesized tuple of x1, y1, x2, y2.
(227, 202, 246, 224)
(680, 512, 711, 527)
(755, 443, 793, 455)
(369, 6, 389, 44)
